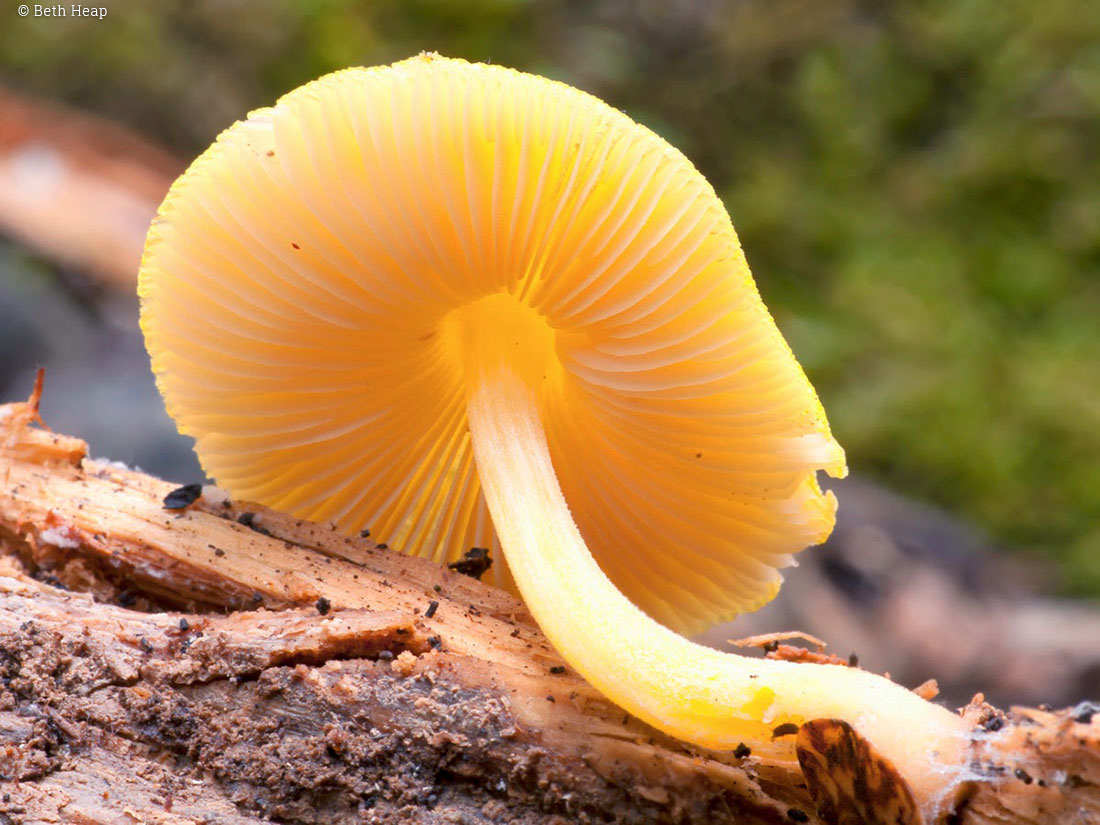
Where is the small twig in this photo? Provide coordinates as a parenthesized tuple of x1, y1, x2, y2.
(729, 630, 828, 652)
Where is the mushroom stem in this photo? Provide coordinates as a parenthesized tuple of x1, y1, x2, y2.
(464, 347, 972, 815)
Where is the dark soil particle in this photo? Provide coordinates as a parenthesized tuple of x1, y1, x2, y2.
(236, 512, 272, 536)
(1072, 701, 1100, 724)
(162, 484, 203, 510)
(448, 547, 492, 580)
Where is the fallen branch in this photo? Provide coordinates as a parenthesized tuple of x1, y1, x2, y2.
(0, 393, 1096, 824)
(0, 85, 180, 289)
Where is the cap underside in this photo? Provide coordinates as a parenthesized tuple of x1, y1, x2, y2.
(139, 54, 846, 635)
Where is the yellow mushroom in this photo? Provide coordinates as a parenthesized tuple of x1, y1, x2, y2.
(139, 54, 970, 813)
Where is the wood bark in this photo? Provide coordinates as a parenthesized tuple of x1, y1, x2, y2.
(0, 395, 1097, 824)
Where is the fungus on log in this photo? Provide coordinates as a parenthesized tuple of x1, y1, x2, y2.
(133, 54, 990, 816)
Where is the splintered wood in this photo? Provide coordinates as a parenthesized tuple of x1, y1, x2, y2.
(1, 397, 1098, 824)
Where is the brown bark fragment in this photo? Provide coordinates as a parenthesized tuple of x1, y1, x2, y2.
(797, 719, 923, 825)
(913, 679, 941, 701)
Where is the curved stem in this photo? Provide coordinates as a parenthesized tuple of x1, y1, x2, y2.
(465, 358, 971, 813)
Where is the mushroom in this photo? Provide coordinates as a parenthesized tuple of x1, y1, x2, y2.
(139, 54, 971, 812)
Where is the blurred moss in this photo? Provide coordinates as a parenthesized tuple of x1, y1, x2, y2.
(1, 0, 1097, 591)
(725, 0, 1100, 593)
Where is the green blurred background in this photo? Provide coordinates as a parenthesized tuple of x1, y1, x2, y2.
(2, 0, 1098, 595)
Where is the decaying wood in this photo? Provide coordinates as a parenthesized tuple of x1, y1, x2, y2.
(0, 395, 1097, 824)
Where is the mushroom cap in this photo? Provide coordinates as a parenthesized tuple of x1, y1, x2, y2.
(139, 54, 846, 635)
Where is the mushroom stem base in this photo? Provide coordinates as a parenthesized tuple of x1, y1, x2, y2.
(463, 360, 973, 817)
